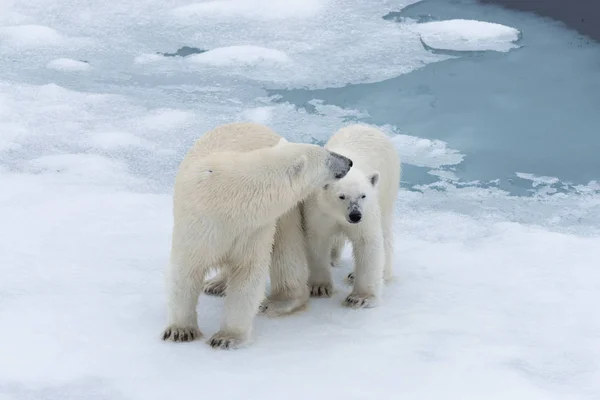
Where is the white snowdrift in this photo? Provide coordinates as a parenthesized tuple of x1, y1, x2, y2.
(411, 19, 520, 52)
(187, 46, 292, 67)
(46, 58, 91, 71)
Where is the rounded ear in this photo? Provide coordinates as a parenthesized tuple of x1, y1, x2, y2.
(369, 171, 380, 187)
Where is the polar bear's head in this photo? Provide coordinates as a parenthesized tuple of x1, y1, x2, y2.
(271, 137, 353, 186)
(319, 167, 379, 225)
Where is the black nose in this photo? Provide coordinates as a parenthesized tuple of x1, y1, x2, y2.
(348, 211, 362, 223)
(348, 158, 353, 168)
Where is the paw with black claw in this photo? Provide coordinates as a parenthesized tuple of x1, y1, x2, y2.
(310, 283, 333, 298)
(208, 331, 246, 350)
(162, 325, 202, 342)
(346, 272, 355, 284)
(343, 292, 377, 309)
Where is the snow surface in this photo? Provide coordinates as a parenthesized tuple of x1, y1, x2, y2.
(410, 19, 521, 52)
(188, 45, 292, 67)
(171, 0, 324, 20)
(1, 0, 599, 399)
(46, 58, 91, 72)
(0, 24, 64, 47)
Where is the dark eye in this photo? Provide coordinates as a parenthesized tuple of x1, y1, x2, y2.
(361, 194, 366, 199)
(338, 195, 345, 200)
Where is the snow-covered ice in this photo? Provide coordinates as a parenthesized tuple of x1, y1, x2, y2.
(1, 169, 599, 399)
(410, 19, 521, 52)
(516, 172, 560, 187)
(1, 0, 599, 399)
(133, 0, 448, 88)
(240, 106, 276, 124)
(46, 58, 91, 72)
(0, 24, 64, 47)
(135, 46, 292, 71)
(187, 45, 292, 67)
(171, 0, 324, 20)
(387, 127, 465, 169)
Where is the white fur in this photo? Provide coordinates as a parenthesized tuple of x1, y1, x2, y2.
(162, 122, 352, 349)
(201, 126, 311, 316)
(204, 208, 311, 317)
(303, 124, 401, 308)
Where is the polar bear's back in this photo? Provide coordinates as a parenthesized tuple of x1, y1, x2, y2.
(189, 122, 281, 159)
(325, 124, 401, 213)
(176, 122, 281, 182)
(174, 122, 283, 218)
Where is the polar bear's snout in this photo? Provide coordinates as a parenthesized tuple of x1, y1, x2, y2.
(348, 209, 362, 223)
(327, 151, 353, 180)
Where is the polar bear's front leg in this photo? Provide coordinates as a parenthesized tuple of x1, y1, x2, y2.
(307, 235, 335, 297)
(162, 258, 204, 342)
(260, 207, 310, 317)
(344, 228, 384, 309)
(306, 231, 337, 298)
(304, 203, 337, 297)
(329, 233, 346, 267)
(208, 225, 275, 350)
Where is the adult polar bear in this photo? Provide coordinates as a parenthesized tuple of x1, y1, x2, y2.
(304, 124, 401, 308)
(163, 122, 353, 349)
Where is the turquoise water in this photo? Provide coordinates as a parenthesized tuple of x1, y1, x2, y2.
(270, 0, 600, 195)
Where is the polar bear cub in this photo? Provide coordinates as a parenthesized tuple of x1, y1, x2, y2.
(303, 124, 401, 308)
(163, 123, 353, 349)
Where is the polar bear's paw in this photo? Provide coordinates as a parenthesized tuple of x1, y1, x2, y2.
(162, 325, 202, 342)
(259, 296, 308, 317)
(346, 272, 355, 284)
(203, 278, 227, 297)
(310, 282, 333, 298)
(343, 292, 377, 309)
(208, 330, 247, 350)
